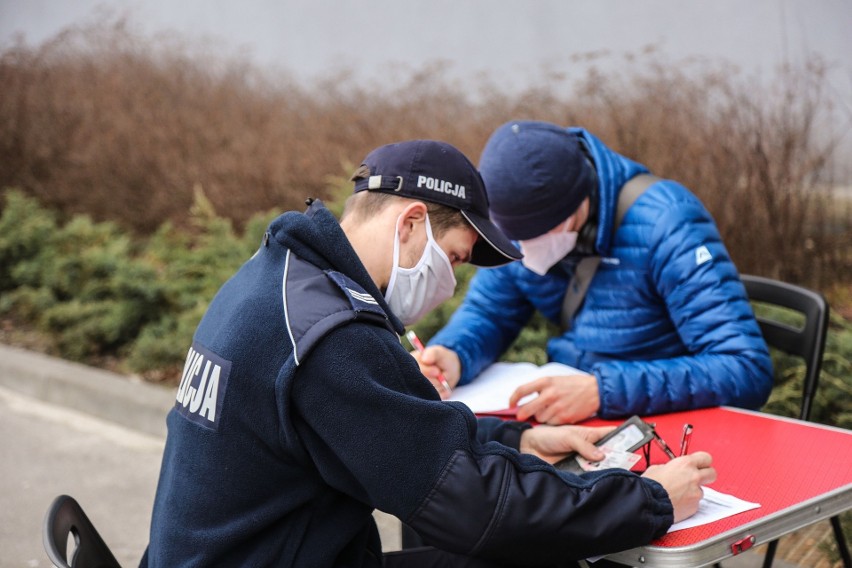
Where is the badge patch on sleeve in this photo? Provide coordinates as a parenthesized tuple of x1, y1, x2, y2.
(174, 342, 232, 430)
(695, 245, 713, 266)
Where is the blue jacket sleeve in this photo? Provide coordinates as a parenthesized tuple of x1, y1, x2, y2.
(292, 323, 673, 564)
(430, 265, 536, 385)
(593, 198, 774, 417)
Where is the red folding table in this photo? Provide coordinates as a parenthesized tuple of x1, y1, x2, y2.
(581, 407, 852, 567)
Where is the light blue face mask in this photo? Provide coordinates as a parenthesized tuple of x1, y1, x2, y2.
(384, 213, 457, 325)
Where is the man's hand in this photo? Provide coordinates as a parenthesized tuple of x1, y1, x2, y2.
(642, 452, 717, 523)
(410, 345, 461, 400)
(519, 425, 615, 463)
(509, 374, 600, 424)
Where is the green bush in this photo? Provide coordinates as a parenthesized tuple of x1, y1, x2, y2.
(0, 190, 58, 292)
(0, 188, 279, 372)
(1, 184, 850, 430)
(0, 192, 166, 359)
(760, 307, 852, 429)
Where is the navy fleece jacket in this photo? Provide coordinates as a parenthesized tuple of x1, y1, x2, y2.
(141, 201, 673, 567)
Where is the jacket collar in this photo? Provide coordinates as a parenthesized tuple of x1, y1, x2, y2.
(268, 199, 405, 336)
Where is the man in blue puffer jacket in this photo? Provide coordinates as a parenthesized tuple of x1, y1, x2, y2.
(417, 120, 773, 424)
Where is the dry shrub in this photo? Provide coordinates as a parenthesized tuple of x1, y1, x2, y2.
(0, 21, 502, 233)
(1, 19, 849, 288)
(0, 20, 386, 232)
(558, 58, 849, 287)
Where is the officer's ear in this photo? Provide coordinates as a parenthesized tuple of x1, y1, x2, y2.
(396, 201, 428, 244)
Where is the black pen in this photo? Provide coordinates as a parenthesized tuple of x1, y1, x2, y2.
(652, 430, 677, 460)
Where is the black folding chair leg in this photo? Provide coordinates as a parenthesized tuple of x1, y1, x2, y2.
(830, 515, 851, 568)
(761, 539, 779, 568)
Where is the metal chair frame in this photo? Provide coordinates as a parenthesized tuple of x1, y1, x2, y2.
(740, 274, 849, 568)
(43, 494, 121, 568)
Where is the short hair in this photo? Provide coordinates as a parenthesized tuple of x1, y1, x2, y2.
(342, 165, 468, 237)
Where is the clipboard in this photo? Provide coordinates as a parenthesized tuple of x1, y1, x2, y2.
(555, 415, 655, 474)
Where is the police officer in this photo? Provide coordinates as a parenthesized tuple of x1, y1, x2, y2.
(142, 139, 715, 567)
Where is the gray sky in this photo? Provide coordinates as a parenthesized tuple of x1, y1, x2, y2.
(2, 0, 850, 87)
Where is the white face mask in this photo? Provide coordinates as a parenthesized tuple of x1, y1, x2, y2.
(385, 213, 457, 325)
(519, 221, 578, 276)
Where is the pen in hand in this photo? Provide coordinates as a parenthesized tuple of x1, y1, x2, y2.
(680, 423, 693, 456)
(405, 330, 452, 395)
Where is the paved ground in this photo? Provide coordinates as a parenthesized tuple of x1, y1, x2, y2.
(0, 345, 402, 568)
(0, 343, 841, 567)
(0, 386, 164, 567)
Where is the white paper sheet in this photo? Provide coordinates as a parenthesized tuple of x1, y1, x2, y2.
(666, 486, 761, 533)
(449, 361, 585, 413)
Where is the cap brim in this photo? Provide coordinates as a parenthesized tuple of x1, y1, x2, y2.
(460, 210, 523, 267)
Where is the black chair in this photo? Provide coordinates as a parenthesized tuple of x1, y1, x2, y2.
(740, 274, 850, 568)
(43, 494, 121, 568)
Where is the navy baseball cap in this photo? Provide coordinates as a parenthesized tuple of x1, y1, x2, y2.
(353, 140, 522, 267)
(479, 121, 597, 241)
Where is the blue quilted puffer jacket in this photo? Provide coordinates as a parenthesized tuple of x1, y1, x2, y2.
(431, 128, 773, 418)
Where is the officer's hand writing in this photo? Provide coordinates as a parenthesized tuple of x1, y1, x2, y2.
(410, 345, 461, 400)
(642, 452, 717, 523)
(509, 374, 600, 424)
(519, 425, 615, 463)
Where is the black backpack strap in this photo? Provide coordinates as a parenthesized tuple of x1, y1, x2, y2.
(560, 174, 660, 331)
